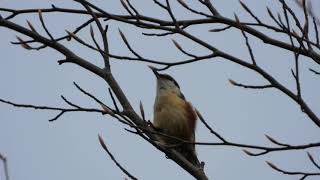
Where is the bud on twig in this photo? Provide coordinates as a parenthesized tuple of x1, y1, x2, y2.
(234, 13, 240, 24)
(27, 20, 37, 33)
(307, 152, 314, 162)
(172, 39, 183, 51)
(120, 0, 129, 10)
(139, 101, 145, 121)
(228, 79, 237, 85)
(90, 25, 95, 37)
(266, 161, 281, 171)
(243, 149, 255, 156)
(65, 30, 74, 41)
(265, 134, 278, 144)
(100, 103, 115, 116)
(38, 9, 43, 23)
(98, 134, 108, 150)
(177, 0, 188, 8)
(118, 29, 129, 45)
(16, 36, 32, 50)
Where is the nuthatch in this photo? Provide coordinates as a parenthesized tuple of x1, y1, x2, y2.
(150, 66, 200, 166)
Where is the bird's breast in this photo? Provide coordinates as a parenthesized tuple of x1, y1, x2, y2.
(153, 92, 196, 140)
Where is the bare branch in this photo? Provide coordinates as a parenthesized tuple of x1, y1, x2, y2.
(38, 10, 55, 41)
(61, 95, 82, 109)
(267, 161, 320, 179)
(313, 17, 319, 46)
(307, 152, 320, 170)
(108, 88, 120, 113)
(0, 153, 9, 180)
(198, 0, 220, 16)
(125, 0, 140, 17)
(172, 39, 197, 58)
(209, 25, 232, 32)
(26, 20, 37, 33)
(0, 98, 104, 122)
(2, 5, 320, 62)
(239, 1, 262, 24)
(139, 101, 145, 121)
(267, 7, 285, 29)
(229, 79, 274, 89)
(98, 135, 138, 180)
(76, 0, 110, 69)
(118, 29, 142, 59)
(265, 134, 290, 147)
(73, 82, 109, 108)
(195, 109, 227, 143)
(15, 36, 34, 50)
(309, 68, 320, 75)
(120, 0, 134, 16)
(12, 18, 95, 50)
(235, 14, 257, 65)
(177, 0, 212, 18)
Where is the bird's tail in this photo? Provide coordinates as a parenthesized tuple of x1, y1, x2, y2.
(178, 143, 201, 167)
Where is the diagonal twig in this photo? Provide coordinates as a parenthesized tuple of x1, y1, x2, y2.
(38, 10, 55, 41)
(0, 153, 9, 180)
(98, 135, 138, 180)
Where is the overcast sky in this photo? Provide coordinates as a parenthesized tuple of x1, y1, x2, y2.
(1, 0, 320, 180)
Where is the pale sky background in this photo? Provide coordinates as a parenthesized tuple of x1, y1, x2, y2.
(1, 0, 320, 179)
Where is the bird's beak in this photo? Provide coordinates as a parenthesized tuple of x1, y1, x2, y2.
(149, 66, 160, 78)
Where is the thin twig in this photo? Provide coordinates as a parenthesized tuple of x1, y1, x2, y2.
(0, 153, 9, 180)
(239, 1, 262, 24)
(229, 79, 274, 89)
(118, 29, 142, 59)
(61, 95, 82, 109)
(38, 10, 55, 41)
(125, 0, 140, 21)
(0, 98, 104, 122)
(209, 25, 232, 32)
(176, 0, 212, 18)
(195, 109, 227, 143)
(98, 135, 138, 180)
(73, 82, 109, 108)
(77, 0, 110, 69)
(307, 152, 320, 170)
(172, 39, 197, 58)
(108, 88, 120, 113)
(235, 14, 256, 65)
(266, 161, 320, 179)
(313, 17, 319, 46)
(309, 68, 320, 75)
(198, 0, 220, 16)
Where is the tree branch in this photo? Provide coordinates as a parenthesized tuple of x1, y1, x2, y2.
(0, 153, 9, 180)
(98, 135, 138, 180)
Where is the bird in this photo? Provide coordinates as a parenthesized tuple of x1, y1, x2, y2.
(149, 66, 200, 166)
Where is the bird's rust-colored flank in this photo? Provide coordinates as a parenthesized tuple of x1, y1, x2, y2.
(154, 92, 197, 141)
(185, 101, 197, 135)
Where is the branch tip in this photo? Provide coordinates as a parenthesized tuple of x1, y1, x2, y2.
(100, 103, 115, 116)
(90, 25, 94, 37)
(139, 101, 145, 121)
(265, 134, 278, 144)
(26, 20, 37, 33)
(98, 134, 107, 149)
(177, 0, 188, 7)
(16, 36, 32, 50)
(266, 161, 278, 170)
(118, 29, 128, 45)
(242, 149, 255, 156)
(228, 79, 236, 85)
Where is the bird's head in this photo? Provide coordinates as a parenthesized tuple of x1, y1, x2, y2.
(149, 66, 182, 97)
